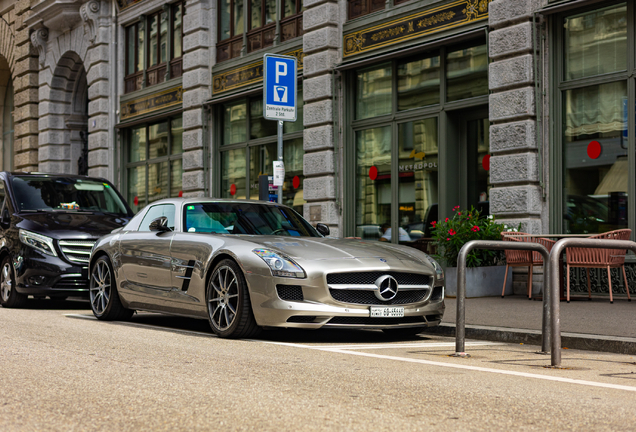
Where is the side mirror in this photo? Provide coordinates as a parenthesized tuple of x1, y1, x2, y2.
(315, 223, 329, 237)
(149, 216, 171, 232)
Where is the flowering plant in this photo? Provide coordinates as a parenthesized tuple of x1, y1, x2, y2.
(431, 206, 512, 268)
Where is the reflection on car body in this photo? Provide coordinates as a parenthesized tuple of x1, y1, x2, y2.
(89, 198, 445, 338)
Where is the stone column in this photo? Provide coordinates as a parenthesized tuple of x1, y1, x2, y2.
(181, 0, 212, 197)
(302, 0, 341, 236)
(13, 0, 39, 172)
(488, 0, 544, 234)
(83, 0, 112, 180)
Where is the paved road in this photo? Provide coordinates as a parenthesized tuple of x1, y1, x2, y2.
(2, 299, 636, 431)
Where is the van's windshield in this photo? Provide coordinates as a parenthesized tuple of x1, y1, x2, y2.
(11, 176, 130, 216)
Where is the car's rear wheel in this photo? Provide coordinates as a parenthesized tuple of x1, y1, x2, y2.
(381, 326, 426, 338)
(0, 256, 27, 308)
(90, 256, 134, 321)
(207, 259, 260, 338)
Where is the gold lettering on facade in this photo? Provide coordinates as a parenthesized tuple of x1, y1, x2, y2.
(371, 26, 405, 42)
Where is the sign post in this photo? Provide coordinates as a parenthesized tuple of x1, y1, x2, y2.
(263, 54, 297, 204)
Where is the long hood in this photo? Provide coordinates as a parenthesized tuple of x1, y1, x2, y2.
(233, 236, 428, 263)
(17, 212, 130, 239)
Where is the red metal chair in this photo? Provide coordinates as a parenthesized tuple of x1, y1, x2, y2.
(565, 229, 632, 303)
(501, 232, 556, 300)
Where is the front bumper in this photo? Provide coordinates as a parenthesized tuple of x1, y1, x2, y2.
(245, 271, 445, 330)
(14, 248, 89, 298)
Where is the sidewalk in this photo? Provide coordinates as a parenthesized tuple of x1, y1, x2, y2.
(423, 294, 636, 354)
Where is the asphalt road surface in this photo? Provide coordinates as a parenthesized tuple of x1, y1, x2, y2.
(2, 298, 636, 431)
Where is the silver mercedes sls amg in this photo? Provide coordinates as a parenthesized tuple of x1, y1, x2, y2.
(88, 198, 445, 338)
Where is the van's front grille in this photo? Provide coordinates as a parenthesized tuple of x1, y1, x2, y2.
(58, 240, 96, 264)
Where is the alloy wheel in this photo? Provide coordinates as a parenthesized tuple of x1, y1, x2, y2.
(0, 263, 12, 302)
(90, 260, 111, 315)
(209, 265, 239, 331)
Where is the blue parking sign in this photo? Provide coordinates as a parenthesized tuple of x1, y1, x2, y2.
(264, 54, 297, 121)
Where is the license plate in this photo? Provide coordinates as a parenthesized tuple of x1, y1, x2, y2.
(370, 306, 404, 318)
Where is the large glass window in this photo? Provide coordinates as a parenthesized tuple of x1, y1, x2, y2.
(124, 1, 185, 94)
(350, 41, 488, 243)
(217, 0, 303, 62)
(557, 3, 630, 234)
(219, 91, 305, 212)
(126, 117, 183, 213)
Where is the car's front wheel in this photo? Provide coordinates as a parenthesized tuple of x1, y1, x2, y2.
(90, 256, 134, 321)
(0, 256, 27, 308)
(207, 259, 260, 338)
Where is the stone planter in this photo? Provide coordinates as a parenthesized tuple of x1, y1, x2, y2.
(444, 265, 512, 298)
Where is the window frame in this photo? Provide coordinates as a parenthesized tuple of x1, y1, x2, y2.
(549, 0, 635, 236)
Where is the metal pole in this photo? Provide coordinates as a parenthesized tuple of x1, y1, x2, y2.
(454, 240, 550, 356)
(277, 120, 283, 204)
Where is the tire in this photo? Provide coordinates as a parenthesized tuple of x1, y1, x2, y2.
(381, 326, 426, 338)
(89, 256, 134, 321)
(0, 256, 27, 308)
(207, 259, 260, 338)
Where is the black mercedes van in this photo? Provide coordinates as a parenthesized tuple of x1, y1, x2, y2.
(0, 172, 134, 307)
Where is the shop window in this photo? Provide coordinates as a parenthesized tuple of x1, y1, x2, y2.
(124, 1, 185, 94)
(349, 40, 487, 242)
(218, 91, 305, 212)
(217, 0, 304, 62)
(126, 117, 183, 213)
(556, 3, 629, 234)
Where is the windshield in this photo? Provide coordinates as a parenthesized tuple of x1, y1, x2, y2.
(184, 202, 321, 237)
(11, 176, 130, 216)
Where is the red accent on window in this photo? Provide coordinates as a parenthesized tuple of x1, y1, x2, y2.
(134, 196, 139, 206)
(293, 176, 300, 189)
(587, 140, 602, 159)
(482, 154, 491, 171)
(369, 166, 378, 180)
(230, 184, 237, 196)
(178, 190, 183, 197)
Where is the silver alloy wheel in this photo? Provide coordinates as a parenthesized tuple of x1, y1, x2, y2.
(1, 263, 12, 302)
(90, 260, 111, 315)
(209, 265, 239, 331)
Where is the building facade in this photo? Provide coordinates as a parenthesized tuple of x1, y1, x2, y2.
(0, 0, 633, 293)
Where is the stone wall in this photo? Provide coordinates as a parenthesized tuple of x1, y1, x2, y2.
(488, 0, 545, 234)
(301, 0, 341, 236)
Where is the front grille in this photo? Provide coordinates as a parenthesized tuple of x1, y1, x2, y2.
(58, 240, 96, 264)
(326, 272, 430, 286)
(327, 316, 427, 325)
(277, 285, 304, 301)
(286, 316, 316, 323)
(430, 286, 443, 302)
(52, 276, 89, 291)
(329, 289, 428, 305)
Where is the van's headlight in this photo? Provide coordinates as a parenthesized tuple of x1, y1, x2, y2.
(253, 249, 305, 278)
(19, 229, 57, 257)
(425, 255, 444, 284)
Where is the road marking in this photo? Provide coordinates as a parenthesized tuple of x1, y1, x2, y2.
(257, 340, 636, 393)
(307, 341, 503, 350)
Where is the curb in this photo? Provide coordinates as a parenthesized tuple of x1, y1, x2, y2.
(423, 323, 636, 355)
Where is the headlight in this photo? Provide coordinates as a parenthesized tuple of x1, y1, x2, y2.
(19, 229, 57, 257)
(425, 255, 444, 284)
(253, 249, 305, 278)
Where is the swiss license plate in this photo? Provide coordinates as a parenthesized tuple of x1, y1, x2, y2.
(370, 306, 404, 318)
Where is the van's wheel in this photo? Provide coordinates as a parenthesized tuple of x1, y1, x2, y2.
(0, 256, 27, 308)
(90, 256, 134, 321)
(207, 259, 260, 338)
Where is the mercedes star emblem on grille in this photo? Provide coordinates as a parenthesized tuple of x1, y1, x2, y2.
(374, 275, 398, 301)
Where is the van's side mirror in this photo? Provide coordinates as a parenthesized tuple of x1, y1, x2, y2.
(149, 216, 171, 232)
(315, 223, 329, 237)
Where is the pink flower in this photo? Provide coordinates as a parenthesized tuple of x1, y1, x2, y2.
(431, 221, 437, 227)
(446, 238, 450, 241)
(449, 229, 456, 236)
(471, 225, 480, 232)
(445, 217, 449, 222)
(458, 212, 462, 216)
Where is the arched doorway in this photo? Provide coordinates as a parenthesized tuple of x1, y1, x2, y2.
(40, 52, 88, 174)
(0, 55, 13, 171)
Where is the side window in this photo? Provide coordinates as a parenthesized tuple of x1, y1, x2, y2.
(138, 204, 176, 231)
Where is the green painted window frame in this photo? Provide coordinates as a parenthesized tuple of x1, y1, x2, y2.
(549, 0, 635, 237)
